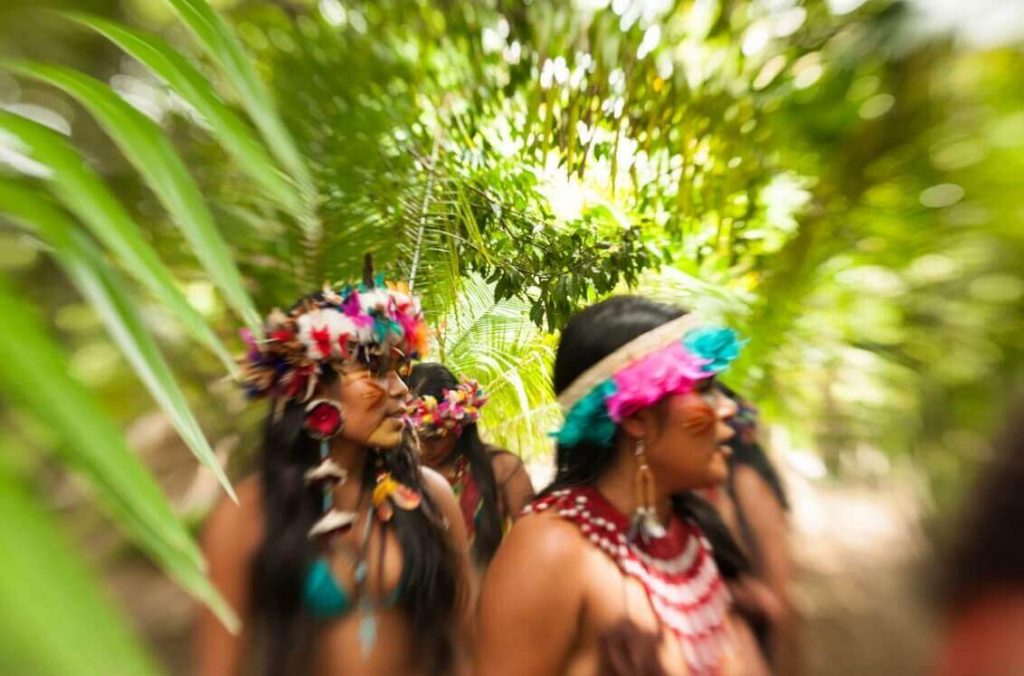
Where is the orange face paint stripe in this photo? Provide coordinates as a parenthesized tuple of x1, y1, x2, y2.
(680, 402, 716, 434)
(360, 380, 386, 405)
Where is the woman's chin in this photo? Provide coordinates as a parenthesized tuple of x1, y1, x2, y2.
(370, 434, 403, 449)
(367, 421, 406, 449)
(419, 451, 446, 468)
(704, 452, 730, 485)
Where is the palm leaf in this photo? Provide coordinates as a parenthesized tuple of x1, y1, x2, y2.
(3, 59, 262, 336)
(0, 110, 236, 374)
(0, 273, 239, 631)
(164, 0, 318, 242)
(0, 179, 237, 503)
(433, 275, 557, 457)
(0, 455, 160, 676)
(66, 13, 304, 220)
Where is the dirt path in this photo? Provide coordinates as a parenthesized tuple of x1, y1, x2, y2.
(786, 465, 935, 675)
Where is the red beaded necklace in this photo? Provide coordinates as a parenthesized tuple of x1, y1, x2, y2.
(524, 485, 730, 675)
(445, 454, 483, 546)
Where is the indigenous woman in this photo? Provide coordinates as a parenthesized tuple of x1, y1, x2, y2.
(715, 386, 798, 674)
(196, 270, 471, 676)
(476, 296, 768, 676)
(407, 363, 535, 570)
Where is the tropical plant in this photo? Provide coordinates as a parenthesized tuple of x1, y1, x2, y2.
(0, 0, 1022, 671)
(0, 450, 160, 676)
(430, 273, 558, 457)
(0, 0, 653, 669)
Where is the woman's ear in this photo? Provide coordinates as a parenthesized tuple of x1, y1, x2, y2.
(619, 407, 659, 441)
(619, 413, 646, 440)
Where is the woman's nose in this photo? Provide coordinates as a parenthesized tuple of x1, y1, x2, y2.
(716, 391, 738, 420)
(387, 370, 409, 398)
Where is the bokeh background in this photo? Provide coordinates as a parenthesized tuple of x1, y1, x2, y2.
(0, 0, 1021, 673)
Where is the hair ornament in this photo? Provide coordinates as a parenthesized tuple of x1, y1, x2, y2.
(409, 378, 488, 439)
(238, 256, 428, 405)
(553, 317, 745, 447)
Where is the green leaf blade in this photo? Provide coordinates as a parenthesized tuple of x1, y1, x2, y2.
(0, 180, 237, 503)
(66, 14, 305, 220)
(0, 110, 236, 374)
(0, 456, 161, 676)
(0, 274, 240, 632)
(164, 0, 319, 240)
(4, 60, 263, 336)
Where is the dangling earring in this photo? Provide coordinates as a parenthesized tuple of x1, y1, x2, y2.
(304, 399, 355, 540)
(628, 438, 666, 544)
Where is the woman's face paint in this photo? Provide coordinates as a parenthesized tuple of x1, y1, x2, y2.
(680, 400, 717, 435)
(329, 359, 410, 449)
(644, 382, 738, 491)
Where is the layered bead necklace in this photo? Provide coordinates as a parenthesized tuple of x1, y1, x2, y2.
(524, 486, 731, 675)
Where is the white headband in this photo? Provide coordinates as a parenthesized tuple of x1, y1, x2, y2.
(556, 314, 704, 412)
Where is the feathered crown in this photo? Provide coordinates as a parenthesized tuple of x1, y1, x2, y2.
(409, 378, 488, 438)
(239, 255, 428, 403)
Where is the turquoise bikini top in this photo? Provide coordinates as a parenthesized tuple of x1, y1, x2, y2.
(303, 555, 406, 619)
(303, 445, 414, 621)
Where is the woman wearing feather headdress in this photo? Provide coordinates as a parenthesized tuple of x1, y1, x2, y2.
(407, 363, 535, 572)
(196, 265, 471, 676)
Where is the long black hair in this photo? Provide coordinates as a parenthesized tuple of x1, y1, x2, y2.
(407, 362, 505, 566)
(545, 295, 750, 580)
(247, 364, 460, 676)
(718, 383, 789, 511)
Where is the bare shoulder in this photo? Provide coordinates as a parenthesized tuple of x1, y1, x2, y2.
(732, 465, 781, 506)
(479, 511, 587, 631)
(477, 511, 589, 675)
(419, 465, 456, 501)
(492, 510, 585, 569)
(489, 450, 526, 483)
(202, 475, 264, 563)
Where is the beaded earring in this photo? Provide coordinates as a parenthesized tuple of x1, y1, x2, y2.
(628, 438, 666, 543)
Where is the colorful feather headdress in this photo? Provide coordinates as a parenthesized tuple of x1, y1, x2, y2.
(409, 378, 488, 439)
(553, 314, 744, 448)
(238, 257, 428, 404)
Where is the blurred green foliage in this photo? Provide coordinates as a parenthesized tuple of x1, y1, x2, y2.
(1, 0, 1020, 494)
(0, 0, 1021, 667)
(0, 0, 1019, 488)
(212, 0, 1023, 501)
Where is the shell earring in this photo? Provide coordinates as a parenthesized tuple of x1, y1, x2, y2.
(304, 399, 355, 540)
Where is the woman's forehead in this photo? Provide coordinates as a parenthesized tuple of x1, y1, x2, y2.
(336, 354, 407, 374)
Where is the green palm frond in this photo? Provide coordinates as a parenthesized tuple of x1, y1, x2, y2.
(164, 0, 317, 225)
(0, 111, 237, 373)
(68, 13, 304, 219)
(0, 455, 160, 676)
(431, 274, 558, 458)
(0, 274, 237, 632)
(0, 179, 236, 502)
(0, 0, 313, 636)
(3, 59, 262, 335)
